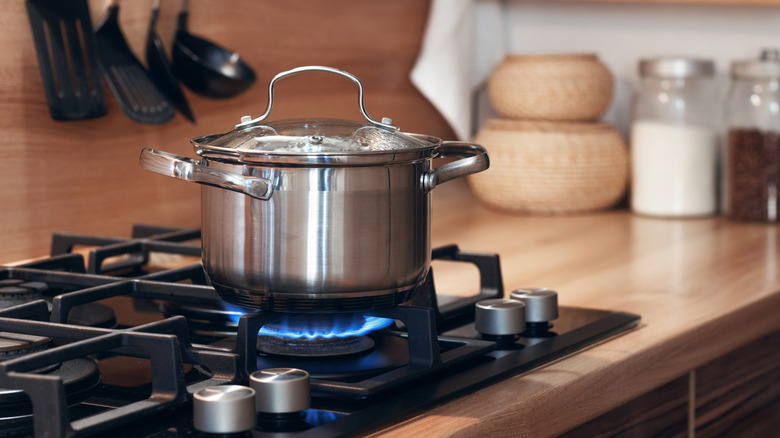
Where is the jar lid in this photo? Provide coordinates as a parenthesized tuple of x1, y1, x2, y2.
(731, 48, 780, 79)
(639, 57, 715, 78)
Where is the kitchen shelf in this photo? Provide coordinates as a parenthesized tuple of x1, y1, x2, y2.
(539, 0, 780, 5)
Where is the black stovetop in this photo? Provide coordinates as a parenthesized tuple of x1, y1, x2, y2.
(0, 225, 640, 437)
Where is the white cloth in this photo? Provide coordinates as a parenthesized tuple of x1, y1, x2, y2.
(411, 0, 505, 140)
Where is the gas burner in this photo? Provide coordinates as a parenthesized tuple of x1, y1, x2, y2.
(0, 279, 47, 308)
(0, 347, 102, 438)
(258, 334, 375, 358)
(256, 333, 409, 380)
(256, 313, 393, 358)
(67, 303, 118, 328)
(0, 277, 116, 328)
(0, 332, 50, 359)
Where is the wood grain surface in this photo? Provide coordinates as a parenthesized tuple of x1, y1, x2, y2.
(695, 332, 780, 437)
(6, 0, 780, 435)
(362, 180, 780, 437)
(0, 0, 452, 264)
(559, 375, 689, 437)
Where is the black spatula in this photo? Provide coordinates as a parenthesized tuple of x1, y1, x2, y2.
(26, 0, 107, 120)
(94, 0, 174, 125)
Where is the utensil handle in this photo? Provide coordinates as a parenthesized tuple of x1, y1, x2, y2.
(140, 148, 273, 200)
(234, 66, 397, 131)
(422, 142, 489, 192)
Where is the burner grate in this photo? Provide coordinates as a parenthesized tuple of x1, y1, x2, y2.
(0, 311, 240, 438)
(237, 305, 497, 400)
(0, 225, 640, 437)
(50, 225, 201, 275)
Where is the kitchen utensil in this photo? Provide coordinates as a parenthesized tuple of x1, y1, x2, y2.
(94, 0, 174, 124)
(172, 0, 256, 99)
(488, 54, 613, 121)
(146, 0, 195, 123)
(468, 119, 627, 214)
(25, 0, 107, 120)
(139, 66, 488, 312)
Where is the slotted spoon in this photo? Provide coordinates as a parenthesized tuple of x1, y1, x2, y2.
(94, 0, 174, 124)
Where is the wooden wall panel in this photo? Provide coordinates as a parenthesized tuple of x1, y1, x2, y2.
(0, 0, 453, 264)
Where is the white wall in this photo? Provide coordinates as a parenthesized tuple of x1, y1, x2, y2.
(490, 1, 780, 136)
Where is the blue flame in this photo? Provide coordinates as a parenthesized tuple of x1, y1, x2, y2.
(258, 315, 393, 339)
(219, 303, 393, 339)
(221, 303, 251, 326)
(302, 409, 346, 426)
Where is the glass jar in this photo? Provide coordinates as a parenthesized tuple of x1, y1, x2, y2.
(724, 49, 780, 222)
(630, 58, 718, 217)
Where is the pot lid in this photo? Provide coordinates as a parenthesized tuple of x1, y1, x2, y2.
(196, 118, 437, 155)
(191, 66, 441, 164)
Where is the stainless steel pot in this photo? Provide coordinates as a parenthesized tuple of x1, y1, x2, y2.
(140, 66, 488, 312)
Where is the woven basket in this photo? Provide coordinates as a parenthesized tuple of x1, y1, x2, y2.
(488, 54, 614, 121)
(468, 119, 629, 214)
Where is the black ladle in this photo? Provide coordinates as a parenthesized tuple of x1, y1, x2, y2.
(146, 0, 195, 123)
(172, 0, 256, 99)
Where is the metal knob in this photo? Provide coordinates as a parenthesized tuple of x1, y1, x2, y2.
(193, 385, 256, 434)
(250, 368, 310, 414)
(475, 299, 526, 336)
(510, 288, 559, 323)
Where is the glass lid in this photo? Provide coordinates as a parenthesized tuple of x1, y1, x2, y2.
(198, 118, 436, 155)
(191, 66, 441, 163)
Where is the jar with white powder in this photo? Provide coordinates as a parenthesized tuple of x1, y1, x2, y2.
(631, 58, 718, 217)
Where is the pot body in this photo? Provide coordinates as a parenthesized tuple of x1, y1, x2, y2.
(201, 158, 431, 312)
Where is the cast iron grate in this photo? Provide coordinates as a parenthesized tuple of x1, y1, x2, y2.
(0, 225, 639, 437)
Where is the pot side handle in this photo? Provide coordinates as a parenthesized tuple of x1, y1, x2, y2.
(422, 142, 490, 192)
(139, 148, 273, 200)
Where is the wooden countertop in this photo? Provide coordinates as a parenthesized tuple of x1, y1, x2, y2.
(371, 180, 780, 437)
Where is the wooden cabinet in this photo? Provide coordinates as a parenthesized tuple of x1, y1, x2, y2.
(561, 331, 780, 436)
(695, 331, 780, 437)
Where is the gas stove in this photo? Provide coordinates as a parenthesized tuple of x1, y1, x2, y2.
(0, 225, 640, 437)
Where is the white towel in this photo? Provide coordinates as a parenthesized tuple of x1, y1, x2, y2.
(411, 0, 505, 140)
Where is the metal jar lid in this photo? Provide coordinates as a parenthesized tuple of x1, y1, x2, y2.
(731, 48, 780, 79)
(639, 57, 715, 78)
(190, 66, 442, 165)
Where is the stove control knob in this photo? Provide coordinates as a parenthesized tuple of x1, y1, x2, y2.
(475, 299, 526, 336)
(193, 385, 256, 434)
(510, 288, 559, 323)
(250, 368, 310, 414)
